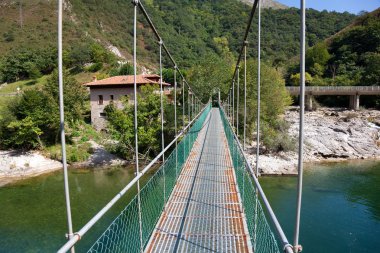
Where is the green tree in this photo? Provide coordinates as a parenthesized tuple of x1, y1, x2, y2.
(242, 60, 293, 152)
(90, 43, 114, 64)
(3, 31, 15, 42)
(306, 42, 331, 76)
(0, 89, 58, 149)
(4, 117, 43, 149)
(188, 53, 233, 103)
(0, 70, 88, 149)
(361, 52, 380, 85)
(105, 85, 168, 159)
(67, 43, 92, 70)
(290, 72, 313, 86)
(45, 70, 88, 124)
(118, 63, 134, 75)
(0, 48, 56, 82)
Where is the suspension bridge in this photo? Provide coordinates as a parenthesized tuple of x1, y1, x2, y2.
(57, 0, 307, 252)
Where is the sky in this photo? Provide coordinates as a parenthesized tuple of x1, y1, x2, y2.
(277, 0, 380, 14)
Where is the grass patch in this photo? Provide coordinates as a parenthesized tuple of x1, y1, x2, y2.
(0, 76, 47, 94)
(74, 71, 98, 84)
(42, 123, 102, 164)
(43, 142, 93, 164)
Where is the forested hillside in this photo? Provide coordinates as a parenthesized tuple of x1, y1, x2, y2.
(288, 8, 380, 87)
(0, 0, 355, 83)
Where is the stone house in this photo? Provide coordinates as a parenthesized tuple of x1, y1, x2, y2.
(85, 74, 171, 130)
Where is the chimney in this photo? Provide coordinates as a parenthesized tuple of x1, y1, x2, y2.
(92, 76, 97, 82)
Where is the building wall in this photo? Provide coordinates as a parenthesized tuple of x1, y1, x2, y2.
(90, 87, 135, 130)
(89, 85, 172, 131)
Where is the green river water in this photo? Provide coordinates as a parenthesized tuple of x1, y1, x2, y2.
(1, 161, 379, 252)
(261, 161, 380, 253)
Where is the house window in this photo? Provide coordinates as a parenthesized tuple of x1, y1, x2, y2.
(110, 95, 114, 101)
(98, 95, 103, 105)
(100, 112, 107, 117)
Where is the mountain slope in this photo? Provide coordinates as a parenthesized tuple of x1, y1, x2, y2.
(0, 0, 355, 71)
(293, 8, 380, 91)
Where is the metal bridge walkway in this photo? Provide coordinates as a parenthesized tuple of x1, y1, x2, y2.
(146, 108, 252, 253)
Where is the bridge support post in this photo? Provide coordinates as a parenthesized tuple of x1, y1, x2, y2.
(305, 95, 313, 111)
(349, 95, 360, 110)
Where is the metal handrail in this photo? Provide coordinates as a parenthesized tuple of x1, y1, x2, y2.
(57, 103, 210, 253)
(220, 106, 293, 253)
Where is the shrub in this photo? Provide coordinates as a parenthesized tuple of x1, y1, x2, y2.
(3, 31, 14, 42)
(87, 62, 103, 72)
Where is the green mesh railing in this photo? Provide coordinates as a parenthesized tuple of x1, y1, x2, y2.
(87, 104, 211, 253)
(219, 108, 281, 253)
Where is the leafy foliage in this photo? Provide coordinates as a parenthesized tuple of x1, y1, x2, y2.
(287, 10, 380, 88)
(189, 52, 293, 152)
(105, 85, 169, 159)
(0, 70, 88, 149)
(188, 53, 234, 103)
(0, 48, 56, 82)
(238, 60, 293, 152)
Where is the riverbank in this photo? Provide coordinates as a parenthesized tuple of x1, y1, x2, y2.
(0, 142, 127, 186)
(0, 150, 62, 187)
(2, 107, 380, 183)
(247, 107, 380, 175)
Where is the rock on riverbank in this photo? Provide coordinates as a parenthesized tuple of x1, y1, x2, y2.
(0, 150, 62, 186)
(247, 108, 380, 175)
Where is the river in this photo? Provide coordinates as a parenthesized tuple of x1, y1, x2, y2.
(1, 161, 379, 252)
(260, 161, 380, 253)
(0, 166, 155, 253)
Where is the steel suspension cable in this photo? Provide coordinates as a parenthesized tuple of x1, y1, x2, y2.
(227, 92, 230, 119)
(182, 78, 185, 129)
(174, 66, 178, 178)
(243, 42, 248, 150)
(232, 80, 235, 131)
(159, 40, 166, 204)
(293, 0, 306, 252)
(254, 1, 262, 251)
(256, 0, 261, 177)
(182, 78, 185, 165)
(237, 66, 240, 137)
(192, 93, 194, 121)
(132, 1, 143, 251)
(58, 1, 75, 252)
(188, 89, 191, 152)
(230, 89, 232, 120)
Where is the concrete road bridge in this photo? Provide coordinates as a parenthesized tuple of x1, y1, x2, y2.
(286, 86, 380, 110)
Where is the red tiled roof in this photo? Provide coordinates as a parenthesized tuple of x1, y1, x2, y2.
(84, 74, 171, 87)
